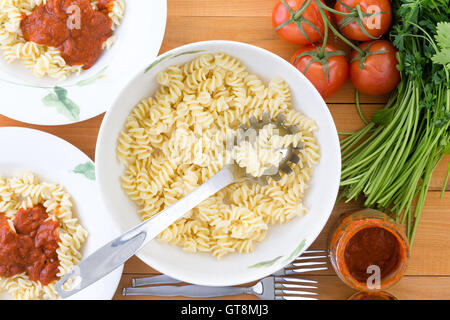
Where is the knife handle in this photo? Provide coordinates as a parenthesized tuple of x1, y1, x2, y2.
(133, 274, 182, 286)
(123, 284, 251, 298)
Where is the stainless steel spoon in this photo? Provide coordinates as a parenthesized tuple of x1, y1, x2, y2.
(55, 113, 302, 298)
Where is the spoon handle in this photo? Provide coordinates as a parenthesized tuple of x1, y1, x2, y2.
(55, 166, 236, 298)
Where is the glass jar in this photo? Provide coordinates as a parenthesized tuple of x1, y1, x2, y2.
(328, 208, 409, 292)
(348, 291, 398, 300)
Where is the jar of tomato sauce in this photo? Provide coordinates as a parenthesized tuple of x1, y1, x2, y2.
(348, 291, 398, 300)
(328, 209, 409, 292)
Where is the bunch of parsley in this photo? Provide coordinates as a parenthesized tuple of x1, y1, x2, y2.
(340, 0, 449, 244)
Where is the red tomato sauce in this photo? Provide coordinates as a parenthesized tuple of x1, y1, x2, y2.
(97, 0, 115, 12)
(344, 227, 400, 283)
(20, 0, 115, 69)
(0, 205, 60, 285)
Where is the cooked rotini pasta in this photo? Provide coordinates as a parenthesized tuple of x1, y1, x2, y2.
(0, 172, 88, 299)
(231, 123, 304, 177)
(117, 53, 320, 259)
(0, 0, 125, 80)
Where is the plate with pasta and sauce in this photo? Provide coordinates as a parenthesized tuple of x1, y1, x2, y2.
(0, 127, 123, 299)
(95, 41, 341, 286)
(0, 0, 167, 125)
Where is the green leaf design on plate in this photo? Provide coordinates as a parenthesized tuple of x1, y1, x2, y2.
(75, 66, 108, 86)
(73, 162, 95, 180)
(248, 256, 283, 269)
(1, 66, 108, 89)
(173, 50, 206, 58)
(144, 53, 174, 73)
(144, 50, 207, 73)
(42, 86, 80, 121)
(282, 239, 307, 264)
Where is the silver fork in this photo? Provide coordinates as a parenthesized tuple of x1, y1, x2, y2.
(122, 250, 327, 300)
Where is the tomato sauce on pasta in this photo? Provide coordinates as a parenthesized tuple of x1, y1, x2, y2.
(20, 0, 114, 69)
(0, 205, 60, 285)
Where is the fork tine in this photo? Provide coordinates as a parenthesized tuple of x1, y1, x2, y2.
(275, 277, 317, 284)
(293, 255, 327, 261)
(275, 283, 317, 290)
(274, 276, 319, 291)
(281, 250, 327, 269)
(284, 267, 328, 275)
(276, 289, 318, 296)
(303, 250, 326, 254)
(290, 261, 327, 268)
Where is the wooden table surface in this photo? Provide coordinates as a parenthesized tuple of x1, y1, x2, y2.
(1, 0, 449, 300)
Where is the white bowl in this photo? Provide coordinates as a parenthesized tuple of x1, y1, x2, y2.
(96, 40, 341, 286)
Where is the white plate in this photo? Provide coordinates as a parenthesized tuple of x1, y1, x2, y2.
(96, 41, 341, 286)
(0, 127, 123, 299)
(0, 0, 167, 126)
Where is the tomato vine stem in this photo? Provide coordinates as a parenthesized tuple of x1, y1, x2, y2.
(276, 0, 323, 44)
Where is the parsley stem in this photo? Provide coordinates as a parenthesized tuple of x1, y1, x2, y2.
(355, 91, 368, 125)
(441, 162, 450, 199)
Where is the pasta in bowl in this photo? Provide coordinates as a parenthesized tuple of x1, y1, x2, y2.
(96, 41, 341, 286)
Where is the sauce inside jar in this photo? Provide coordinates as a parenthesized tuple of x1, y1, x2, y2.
(344, 227, 401, 283)
(328, 209, 409, 291)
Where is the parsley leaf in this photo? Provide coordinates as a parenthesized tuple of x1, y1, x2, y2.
(435, 22, 450, 50)
(432, 22, 450, 67)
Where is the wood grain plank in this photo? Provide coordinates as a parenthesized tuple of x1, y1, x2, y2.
(168, 0, 273, 17)
(0, 114, 104, 161)
(311, 275, 450, 300)
(113, 274, 450, 300)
